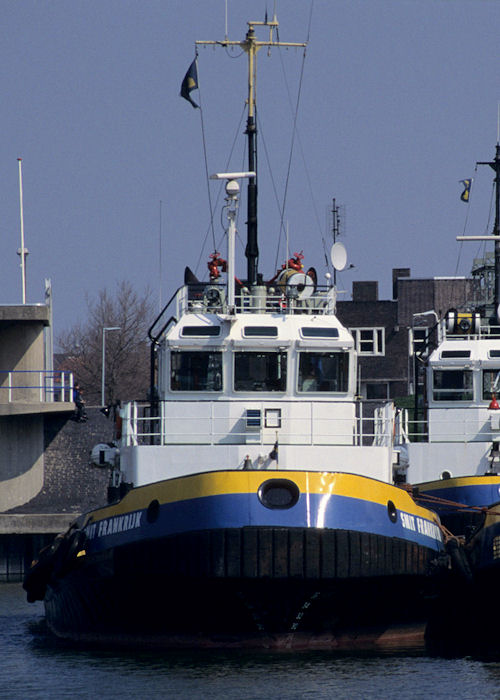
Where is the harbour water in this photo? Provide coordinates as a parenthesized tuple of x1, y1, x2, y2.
(2, 584, 500, 699)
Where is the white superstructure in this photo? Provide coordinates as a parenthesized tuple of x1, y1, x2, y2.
(119, 278, 397, 487)
(398, 315, 500, 483)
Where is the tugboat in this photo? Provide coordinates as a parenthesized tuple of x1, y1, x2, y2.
(418, 143, 500, 658)
(395, 142, 500, 537)
(24, 15, 444, 650)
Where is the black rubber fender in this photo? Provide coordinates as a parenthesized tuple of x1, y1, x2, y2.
(53, 529, 87, 578)
(446, 538, 473, 582)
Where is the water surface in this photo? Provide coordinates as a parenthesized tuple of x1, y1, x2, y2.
(2, 584, 499, 699)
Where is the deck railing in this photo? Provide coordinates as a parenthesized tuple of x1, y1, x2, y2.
(120, 401, 500, 448)
(395, 409, 500, 443)
(183, 283, 336, 316)
(0, 370, 74, 403)
(442, 321, 500, 341)
(120, 400, 396, 448)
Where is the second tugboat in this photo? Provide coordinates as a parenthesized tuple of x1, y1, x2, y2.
(24, 15, 444, 650)
(394, 143, 500, 537)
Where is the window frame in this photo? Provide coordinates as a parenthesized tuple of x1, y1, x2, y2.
(170, 350, 223, 392)
(365, 382, 390, 400)
(350, 327, 385, 356)
(233, 350, 288, 393)
(432, 368, 473, 402)
(482, 369, 500, 401)
(297, 351, 349, 394)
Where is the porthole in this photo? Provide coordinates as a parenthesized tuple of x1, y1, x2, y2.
(441, 471, 452, 480)
(387, 500, 397, 523)
(146, 499, 160, 523)
(258, 479, 300, 510)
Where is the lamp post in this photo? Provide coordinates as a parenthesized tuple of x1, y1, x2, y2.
(101, 326, 120, 406)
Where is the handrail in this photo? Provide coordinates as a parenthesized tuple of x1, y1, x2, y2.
(395, 407, 500, 443)
(0, 370, 74, 403)
(120, 399, 393, 448)
(148, 286, 183, 343)
(149, 285, 336, 340)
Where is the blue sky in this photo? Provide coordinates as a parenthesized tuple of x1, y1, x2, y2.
(1, 0, 500, 341)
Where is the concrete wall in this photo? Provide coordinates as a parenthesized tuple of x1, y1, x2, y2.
(0, 304, 75, 511)
(0, 408, 114, 581)
(0, 415, 44, 511)
(0, 306, 48, 403)
(6, 407, 114, 516)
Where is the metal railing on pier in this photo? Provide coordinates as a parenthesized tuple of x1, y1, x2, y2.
(0, 370, 74, 403)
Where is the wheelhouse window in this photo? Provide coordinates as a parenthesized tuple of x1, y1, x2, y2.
(234, 352, 287, 392)
(181, 326, 220, 337)
(350, 327, 385, 355)
(300, 327, 339, 338)
(298, 352, 349, 393)
(170, 351, 222, 391)
(243, 326, 278, 337)
(433, 369, 473, 402)
(482, 369, 500, 400)
(441, 350, 471, 359)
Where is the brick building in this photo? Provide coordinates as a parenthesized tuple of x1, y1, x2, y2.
(336, 268, 478, 400)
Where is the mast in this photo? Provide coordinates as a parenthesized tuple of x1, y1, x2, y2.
(332, 198, 339, 287)
(197, 16, 306, 286)
(477, 143, 500, 320)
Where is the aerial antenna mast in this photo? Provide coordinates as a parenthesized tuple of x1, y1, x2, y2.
(196, 14, 306, 286)
(477, 143, 500, 319)
(457, 142, 500, 322)
(330, 198, 347, 287)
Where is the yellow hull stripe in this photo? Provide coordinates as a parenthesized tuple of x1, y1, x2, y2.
(83, 471, 440, 527)
(417, 475, 500, 492)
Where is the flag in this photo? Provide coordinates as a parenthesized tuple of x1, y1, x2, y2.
(460, 178, 472, 203)
(180, 59, 199, 109)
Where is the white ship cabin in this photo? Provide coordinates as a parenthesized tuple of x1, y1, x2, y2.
(400, 311, 500, 482)
(119, 281, 397, 487)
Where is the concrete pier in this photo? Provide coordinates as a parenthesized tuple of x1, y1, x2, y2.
(0, 304, 114, 581)
(0, 407, 114, 581)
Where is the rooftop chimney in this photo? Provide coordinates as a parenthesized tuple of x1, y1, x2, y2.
(392, 268, 410, 299)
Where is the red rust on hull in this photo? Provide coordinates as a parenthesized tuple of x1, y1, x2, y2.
(47, 624, 427, 652)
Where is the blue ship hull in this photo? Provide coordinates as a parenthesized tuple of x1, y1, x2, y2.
(25, 471, 446, 650)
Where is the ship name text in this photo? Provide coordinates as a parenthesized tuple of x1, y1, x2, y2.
(85, 511, 143, 539)
(399, 511, 441, 542)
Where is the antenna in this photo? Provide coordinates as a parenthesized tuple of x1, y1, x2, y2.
(286, 221, 289, 270)
(209, 172, 255, 310)
(159, 200, 163, 311)
(465, 143, 500, 321)
(197, 19, 306, 286)
(330, 198, 347, 285)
